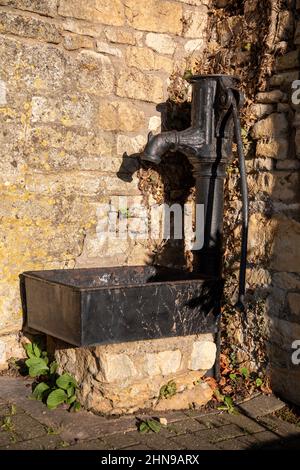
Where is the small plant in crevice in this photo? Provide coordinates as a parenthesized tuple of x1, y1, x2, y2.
(159, 380, 177, 399)
(217, 395, 238, 415)
(24, 343, 81, 412)
(138, 418, 162, 434)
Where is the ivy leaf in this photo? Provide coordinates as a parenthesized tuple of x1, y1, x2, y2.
(67, 395, 76, 405)
(66, 386, 75, 398)
(139, 422, 149, 434)
(240, 367, 249, 379)
(71, 401, 81, 412)
(24, 343, 34, 358)
(25, 357, 49, 377)
(49, 361, 58, 375)
(146, 419, 161, 433)
(33, 343, 41, 358)
(224, 396, 234, 407)
(46, 389, 67, 409)
(56, 373, 77, 391)
(255, 378, 263, 387)
(32, 382, 50, 401)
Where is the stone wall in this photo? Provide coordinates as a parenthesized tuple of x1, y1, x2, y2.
(263, 1, 300, 405)
(0, 0, 210, 367)
(48, 334, 215, 414)
(1, 0, 300, 409)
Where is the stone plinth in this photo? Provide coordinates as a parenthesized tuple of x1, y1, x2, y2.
(48, 334, 215, 414)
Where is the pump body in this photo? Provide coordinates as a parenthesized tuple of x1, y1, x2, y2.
(141, 74, 248, 307)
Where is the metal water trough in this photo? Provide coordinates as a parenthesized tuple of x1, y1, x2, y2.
(22, 266, 222, 347)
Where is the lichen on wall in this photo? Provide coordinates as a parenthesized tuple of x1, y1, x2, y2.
(0, 0, 210, 366)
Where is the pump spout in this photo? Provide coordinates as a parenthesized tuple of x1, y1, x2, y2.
(141, 127, 205, 164)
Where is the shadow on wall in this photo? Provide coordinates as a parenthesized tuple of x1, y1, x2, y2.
(117, 98, 195, 270)
(117, 55, 300, 407)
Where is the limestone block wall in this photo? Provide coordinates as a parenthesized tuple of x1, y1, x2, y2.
(48, 334, 215, 414)
(0, 0, 210, 366)
(262, 2, 300, 405)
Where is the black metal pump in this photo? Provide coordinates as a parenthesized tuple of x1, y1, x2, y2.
(141, 74, 249, 311)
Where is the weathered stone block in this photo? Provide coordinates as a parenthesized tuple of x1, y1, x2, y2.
(124, 0, 183, 34)
(256, 90, 285, 103)
(256, 139, 289, 160)
(63, 33, 94, 51)
(154, 382, 213, 411)
(276, 50, 300, 71)
(272, 171, 300, 202)
(146, 350, 182, 376)
(145, 33, 176, 54)
(246, 213, 276, 263)
(98, 100, 145, 132)
(0, 11, 61, 43)
(96, 41, 122, 57)
(270, 71, 299, 87)
(296, 128, 300, 158)
(276, 160, 300, 170)
(30, 94, 95, 128)
(117, 69, 164, 103)
(70, 50, 115, 96)
(250, 103, 274, 119)
(184, 38, 204, 53)
(0, 332, 26, 370)
(273, 272, 300, 291)
(189, 340, 216, 370)
(104, 27, 139, 45)
(126, 46, 173, 74)
(182, 6, 208, 38)
(100, 353, 137, 382)
(0, 0, 57, 17)
(58, 0, 125, 26)
(295, 21, 300, 45)
(270, 367, 300, 406)
(271, 217, 300, 272)
(287, 293, 300, 317)
(116, 134, 147, 155)
(251, 113, 289, 140)
(62, 18, 102, 37)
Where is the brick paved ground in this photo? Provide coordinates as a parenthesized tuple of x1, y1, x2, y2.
(0, 377, 299, 450)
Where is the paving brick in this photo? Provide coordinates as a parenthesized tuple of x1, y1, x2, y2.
(0, 430, 18, 448)
(11, 414, 46, 440)
(195, 424, 246, 444)
(217, 434, 261, 450)
(63, 439, 109, 450)
(140, 433, 180, 450)
(196, 414, 230, 429)
(0, 434, 63, 450)
(123, 444, 152, 450)
(238, 395, 285, 418)
(103, 431, 140, 449)
(162, 418, 207, 437)
(258, 415, 300, 437)
(170, 433, 217, 450)
(223, 412, 267, 434)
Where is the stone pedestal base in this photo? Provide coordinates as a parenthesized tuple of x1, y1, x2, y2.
(48, 334, 216, 414)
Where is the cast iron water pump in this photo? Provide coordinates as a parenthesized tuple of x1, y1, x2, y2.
(141, 74, 249, 310)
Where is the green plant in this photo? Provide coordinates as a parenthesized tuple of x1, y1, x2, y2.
(24, 342, 81, 412)
(139, 418, 162, 434)
(255, 378, 263, 388)
(1, 416, 15, 433)
(240, 367, 249, 379)
(159, 381, 177, 399)
(217, 396, 237, 414)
